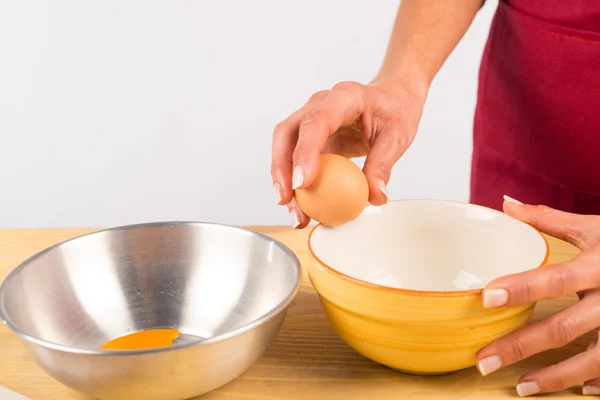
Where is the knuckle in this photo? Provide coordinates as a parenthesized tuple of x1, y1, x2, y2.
(392, 132, 410, 152)
(533, 205, 554, 224)
(270, 160, 282, 174)
(332, 81, 366, 110)
(332, 80, 361, 94)
(299, 111, 318, 128)
(273, 122, 289, 138)
(563, 223, 585, 247)
(548, 268, 567, 297)
(509, 338, 529, 361)
(299, 111, 329, 135)
(551, 373, 569, 391)
(293, 146, 311, 161)
(299, 112, 317, 128)
(293, 140, 316, 162)
(520, 281, 535, 303)
(552, 316, 581, 346)
(270, 159, 288, 177)
(308, 90, 329, 103)
(373, 158, 393, 179)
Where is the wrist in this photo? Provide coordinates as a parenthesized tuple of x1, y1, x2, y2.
(372, 37, 444, 98)
(370, 66, 430, 104)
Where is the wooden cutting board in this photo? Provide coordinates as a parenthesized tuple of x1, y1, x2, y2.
(0, 227, 588, 399)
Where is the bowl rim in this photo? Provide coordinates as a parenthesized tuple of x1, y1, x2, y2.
(307, 199, 550, 297)
(0, 221, 303, 356)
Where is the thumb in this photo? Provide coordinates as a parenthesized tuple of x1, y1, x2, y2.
(362, 129, 411, 206)
(502, 196, 589, 250)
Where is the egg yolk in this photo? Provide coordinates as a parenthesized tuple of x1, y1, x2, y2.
(100, 328, 180, 350)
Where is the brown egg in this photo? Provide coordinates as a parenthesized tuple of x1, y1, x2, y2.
(295, 153, 369, 227)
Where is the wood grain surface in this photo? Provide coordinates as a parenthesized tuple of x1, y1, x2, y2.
(0, 227, 591, 399)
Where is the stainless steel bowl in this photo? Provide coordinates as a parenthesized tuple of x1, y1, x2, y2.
(0, 222, 302, 400)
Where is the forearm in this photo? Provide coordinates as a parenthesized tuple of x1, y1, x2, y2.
(373, 0, 483, 94)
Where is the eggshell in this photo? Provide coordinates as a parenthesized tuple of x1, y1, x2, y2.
(295, 153, 369, 227)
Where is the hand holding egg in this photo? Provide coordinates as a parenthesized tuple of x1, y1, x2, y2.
(270, 79, 427, 229)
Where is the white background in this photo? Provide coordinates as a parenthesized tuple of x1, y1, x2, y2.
(0, 0, 497, 228)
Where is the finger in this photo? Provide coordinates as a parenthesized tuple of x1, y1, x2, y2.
(292, 81, 366, 190)
(583, 378, 600, 396)
(481, 255, 600, 307)
(584, 366, 600, 396)
(585, 331, 600, 395)
(362, 127, 411, 206)
(477, 292, 600, 376)
(514, 347, 600, 397)
(272, 91, 329, 205)
(287, 197, 310, 230)
(502, 200, 592, 250)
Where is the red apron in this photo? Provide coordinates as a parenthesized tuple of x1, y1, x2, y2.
(470, 0, 600, 213)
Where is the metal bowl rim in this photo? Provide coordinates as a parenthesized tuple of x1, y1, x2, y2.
(0, 221, 302, 356)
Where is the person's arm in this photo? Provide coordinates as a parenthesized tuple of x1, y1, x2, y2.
(272, 0, 486, 228)
(373, 0, 484, 95)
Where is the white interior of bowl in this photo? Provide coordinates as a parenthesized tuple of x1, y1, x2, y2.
(309, 200, 548, 292)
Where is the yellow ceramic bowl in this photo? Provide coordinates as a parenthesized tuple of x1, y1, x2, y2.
(307, 200, 549, 375)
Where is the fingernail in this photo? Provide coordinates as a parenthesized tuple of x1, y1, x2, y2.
(292, 166, 305, 190)
(378, 180, 388, 201)
(273, 183, 282, 205)
(483, 288, 509, 308)
(477, 355, 502, 376)
(503, 195, 523, 205)
(290, 209, 301, 229)
(583, 385, 600, 395)
(516, 381, 540, 397)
